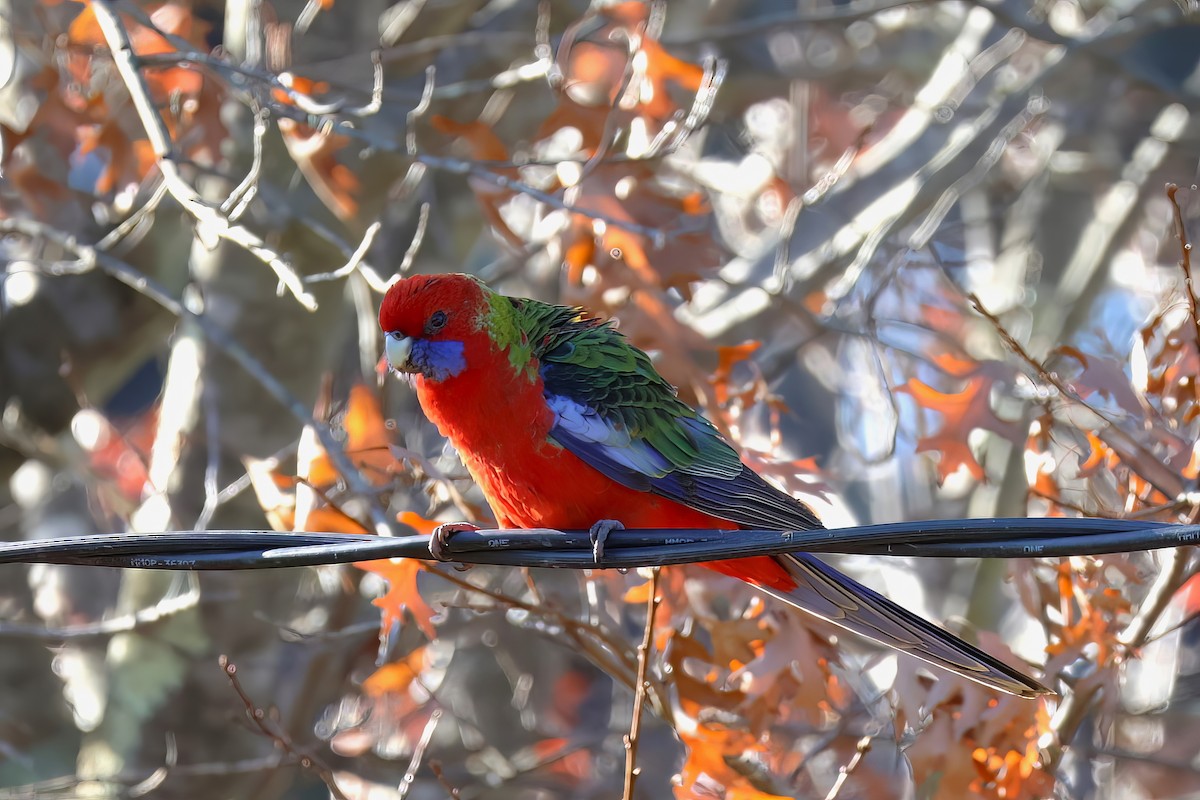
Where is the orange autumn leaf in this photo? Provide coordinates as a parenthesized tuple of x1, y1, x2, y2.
(676, 727, 792, 800)
(536, 98, 615, 155)
(358, 557, 437, 640)
(245, 455, 370, 534)
(970, 741, 1055, 800)
(248, 385, 394, 533)
(602, 0, 652, 26)
(69, 2, 209, 99)
(1028, 468, 1064, 514)
(929, 348, 982, 379)
(244, 456, 299, 531)
(667, 629, 747, 715)
(900, 378, 992, 481)
(304, 384, 393, 487)
(430, 115, 529, 249)
(5, 163, 70, 219)
(279, 119, 360, 219)
(301, 506, 368, 535)
(918, 301, 972, 338)
(273, 74, 331, 104)
(555, 0, 707, 136)
(637, 38, 705, 120)
(563, 234, 596, 283)
(561, 41, 628, 106)
(1077, 431, 1118, 478)
(622, 579, 654, 605)
(430, 115, 510, 162)
(60, 2, 226, 183)
(523, 737, 591, 781)
(356, 511, 442, 640)
(77, 120, 157, 194)
(561, 163, 723, 293)
(1054, 346, 1143, 415)
(898, 363, 1023, 484)
(714, 341, 761, 407)
(395, 510, 439, 536)
(362, 645, 426, 697)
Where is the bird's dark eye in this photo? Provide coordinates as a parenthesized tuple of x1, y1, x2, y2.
(425, 310, 448, 334)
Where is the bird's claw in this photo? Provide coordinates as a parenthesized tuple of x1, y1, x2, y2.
(588, 519, 624, 565)
(430, 522, 480, 566)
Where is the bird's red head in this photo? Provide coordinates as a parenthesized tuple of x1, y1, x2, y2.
(379, 273, 489, 382)
(379, 273, 487, 341)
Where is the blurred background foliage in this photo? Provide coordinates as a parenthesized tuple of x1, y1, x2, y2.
(3, 0, 1200, 797)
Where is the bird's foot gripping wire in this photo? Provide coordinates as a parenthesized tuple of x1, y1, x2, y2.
(429, 522, 480, 566)
(588, 519, 624, 565)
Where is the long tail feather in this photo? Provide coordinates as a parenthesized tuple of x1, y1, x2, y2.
(755, 554, 1050, 698)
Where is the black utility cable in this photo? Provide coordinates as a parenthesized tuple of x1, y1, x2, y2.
(0, 518, 1196, 571)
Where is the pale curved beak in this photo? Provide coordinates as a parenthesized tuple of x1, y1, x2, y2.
(385, 332, 415, 373)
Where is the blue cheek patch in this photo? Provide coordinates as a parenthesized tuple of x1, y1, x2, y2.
(412, 340, 466, 381)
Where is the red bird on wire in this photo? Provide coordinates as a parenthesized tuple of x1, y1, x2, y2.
(380, 273, 1048, 697)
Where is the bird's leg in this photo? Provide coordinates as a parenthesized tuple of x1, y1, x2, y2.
(429, 522, 480, 564)
(588, 519, 624, 565)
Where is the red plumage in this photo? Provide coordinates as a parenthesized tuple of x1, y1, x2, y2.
(380, 273, 1049, 697)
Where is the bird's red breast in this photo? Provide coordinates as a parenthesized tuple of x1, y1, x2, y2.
(412, 330, 796, 590)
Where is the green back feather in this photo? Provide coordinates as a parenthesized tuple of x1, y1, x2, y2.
(483, 291, 742, 480)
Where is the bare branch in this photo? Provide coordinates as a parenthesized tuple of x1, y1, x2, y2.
(0, 216, 395, 535)
(823, 736, 874, 800)
(969, 292, 1186, 499)
(0, 587, 200, 641)
(622, 567, 659, 800)
(91, 0, 318, 310)
(1167, 184, 1200, 366)
(397, 709, 441, 800)
(304, 221, 383, 284)
(219, 656, 351, 800)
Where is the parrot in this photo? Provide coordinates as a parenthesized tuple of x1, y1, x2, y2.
(379, 272, 1049, 697)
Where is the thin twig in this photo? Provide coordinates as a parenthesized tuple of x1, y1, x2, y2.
(1034, 189, 1200, 768)
(91, 0, 318, 310)
(1167, 184, 1200, 395)
(535, 0, 555, 83)
(1119, 530, 1195, 650)
(0, 587, 199, 641)
(823, 735, 873, 800)
(427, 565, 655, 702)
(1040, 672, 1104, 771)
(0, 216, 395, 535)
(219, 656, 351, 800)
(407, 66, 436, 158)
(397, 710, 442, 800)
(428, 761, 462, 798)
(386, 444, 483, 521)
(647, 56, 726, 158)
(348, 49, 385, 116)
(415, 152, 691, 247)
(969, 292, 1186, 499)
(222, 107, 270, 222)
(396, 203, 430, 275)
(622, 567, 659, 800)
(96, 180, 169, 251)
(193, 372, 221, 531)
(305, 222, 383, 284)
(119, 18, 690, 258)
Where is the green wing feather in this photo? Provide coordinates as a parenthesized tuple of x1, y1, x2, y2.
(501, 296, 821, 530)
(520, 298, 741, 477)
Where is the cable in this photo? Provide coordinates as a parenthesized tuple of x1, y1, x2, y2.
(0, 517, 1195, 571)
